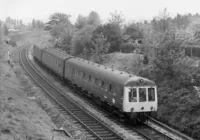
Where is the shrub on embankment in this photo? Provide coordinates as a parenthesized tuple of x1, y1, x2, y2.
(139, 30, 200, 139)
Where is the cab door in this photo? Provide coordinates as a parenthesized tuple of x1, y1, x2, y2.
(123, 87, 138, 112)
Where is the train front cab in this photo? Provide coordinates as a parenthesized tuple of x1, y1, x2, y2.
(123, 85, 157, 122)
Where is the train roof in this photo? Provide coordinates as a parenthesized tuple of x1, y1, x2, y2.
(33, 44, 46, 50)
(66, 57, 156, 87)
(43, 47, 72, 60)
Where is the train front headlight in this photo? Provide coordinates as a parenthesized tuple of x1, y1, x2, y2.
(151, 106, 153, 110)
(141, 107, 144, 110)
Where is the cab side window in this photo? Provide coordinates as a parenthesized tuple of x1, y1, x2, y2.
(139, 88, 146, 102)
(108, 84, 112, 92)
(129, 88, 137, 102)
(83, 73, 87, 80)
(95, 78, 98, 85)
(148, 88, 155, 101)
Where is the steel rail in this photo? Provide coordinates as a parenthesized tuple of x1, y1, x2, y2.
(20, 45, 125, 140)
(149, 118, 195, 140)
(20, 45, 189, 140)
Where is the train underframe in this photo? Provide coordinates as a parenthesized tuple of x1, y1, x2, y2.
(34, 57, 156, 125)
(67, 81, 155, 125)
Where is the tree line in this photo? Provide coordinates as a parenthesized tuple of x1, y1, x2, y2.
(40, 9, 200, 138)
(44, 11, 146, 62)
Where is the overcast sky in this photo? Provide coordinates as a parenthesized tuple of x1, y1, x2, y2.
(1, 0, 200, 24)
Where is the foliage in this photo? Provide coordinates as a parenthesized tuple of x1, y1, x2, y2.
(32, 19, 45, 29)
(139, 27, 200, 139)
(193, 24, 200, 43)
(54, 27, 74, 53)
(153, 30, 188, 82)
(151, 8, 171, 33)
(0, 22, 3, 44)
(121, 42, 136, 53)
(173, 14, 190, 29)
(75, 15, 87, 29)
(91, 32, 110, 62)
(70, 25, 95, 56)
(3, 24, 9, 35)
(32, 19, 36, 28)
(124, 23, 144, 39)
(45, 12, 71, 31)
(46, 12, 73, 51)
(75, 11, 100, 30)
(91, 23, 123, 53)
(108, 11, 125, 26)
(50, 23, 67, 38)
(87, 11, 101, 27)
(103, 23, 123, 52)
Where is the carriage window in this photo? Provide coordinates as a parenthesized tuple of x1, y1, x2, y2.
(85, 74, 88, 81)
(148, 88, 155, 101)
(89, 75, 92, 82)
(77, 70, 79, 76)
(78, 71, 82, 78)
(98, 79, 102, 86)
(139, 88, 146, 102)
(95, 78, 98, 85)
(129, 88, 137, 102)
(108, 84, 112, 91)
(101, 81, 104, 88)
(83, 73, 87, 80)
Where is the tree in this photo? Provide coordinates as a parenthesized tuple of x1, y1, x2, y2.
(70, 25, 95, 56)
(91, 23, 123, 53)
(103, 23, 123, 52)
(108, 11, 125, 26)
(20, 20, 23, 26)
(37, 20, 45, 29)
(57, 27, 74, 52)
(46, 12, 71, 31)
(3, 24, 9, 35)
(121, 42, 136, 53)
(0, 21, 3, 44)
(91, 32, 110, 61)
(87, 11, 101, 27)
(75, 15, 87, 29)
(32, 19, 36, 28)
(152, 8, 171, 33)
(153, 30, 190, 83)
(124, 23, 144, 39)
(173, 14, 190, 29)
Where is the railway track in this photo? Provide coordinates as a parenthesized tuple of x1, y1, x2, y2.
(148, 118, 194, 140)
(20, 44, 193, 140)
(20, 45, 125, 140)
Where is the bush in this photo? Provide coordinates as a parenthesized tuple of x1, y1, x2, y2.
(70, 25, 94, 56)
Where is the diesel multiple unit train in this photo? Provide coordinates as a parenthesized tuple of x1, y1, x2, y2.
(33, 45, 158, 123)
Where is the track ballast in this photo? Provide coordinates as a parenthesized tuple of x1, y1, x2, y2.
(20, 45, 125, 140)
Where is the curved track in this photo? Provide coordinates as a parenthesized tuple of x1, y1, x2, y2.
(20, 45, 125, 140)
(20, 45, 192, 140)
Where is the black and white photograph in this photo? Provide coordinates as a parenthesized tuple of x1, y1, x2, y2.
(0, 0, 199, 139)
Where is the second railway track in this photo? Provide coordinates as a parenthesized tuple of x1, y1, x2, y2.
(20, 44, 193, 140)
